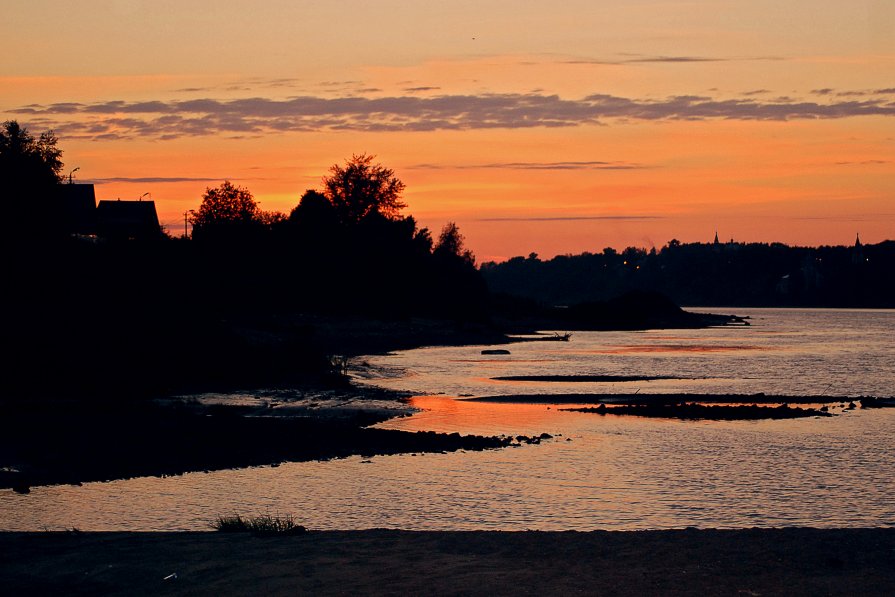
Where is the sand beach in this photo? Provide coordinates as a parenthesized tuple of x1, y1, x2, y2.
(2, 528, 894, 595)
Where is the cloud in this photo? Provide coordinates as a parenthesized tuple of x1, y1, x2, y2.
(806, 87, 895, 97)
(478, 215, 664, 222)
(624, 56, 726, 63)
(411, 160, 647, 171)
(834, 160, 890, 166)
(564, 55, 785, 66)
(84, 176, 227, 184)
(14, 91, 895, 140)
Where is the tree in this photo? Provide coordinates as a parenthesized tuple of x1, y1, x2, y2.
(1, 121, 65, 239)
(0, 121, 64, 192)
(322, 154, 406, 224)
(434, 221, 475, 265)
(288, 189, 336, 226)
(189, 181, 261, 241)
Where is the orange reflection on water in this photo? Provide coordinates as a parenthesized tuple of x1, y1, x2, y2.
(449, 359, 553, 364)
(380, 395, 594, 436)
(567, 344, 764, 354)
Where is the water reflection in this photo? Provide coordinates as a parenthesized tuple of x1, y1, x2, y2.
(1, 309, 893, 532)
(357, 309, 895, 398)
(573, 344, 765, 353)
(3, 406, 893, 532)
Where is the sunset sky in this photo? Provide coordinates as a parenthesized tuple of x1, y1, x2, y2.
(3, 1, 893, 261)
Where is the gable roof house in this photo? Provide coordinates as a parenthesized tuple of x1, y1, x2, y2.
(96, 199, 162, 241)
(54, 183, 98, 236)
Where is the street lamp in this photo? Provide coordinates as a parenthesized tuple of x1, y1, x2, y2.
(184, 209, 196, 238)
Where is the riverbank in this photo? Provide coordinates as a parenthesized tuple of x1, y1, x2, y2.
(2, 528, 893, 595)
(1, 305, 756, 492)
(0, 394, 548, 492)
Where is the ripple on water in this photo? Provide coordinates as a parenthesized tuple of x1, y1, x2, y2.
(1, 309, 893, 531)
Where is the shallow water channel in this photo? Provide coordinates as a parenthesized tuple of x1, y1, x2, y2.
(2, 309, 894, 531)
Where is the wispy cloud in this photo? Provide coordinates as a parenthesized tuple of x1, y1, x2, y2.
(811, 87, 895, 97)
(14, 91, 895, 140)
(624, 56, 725, 63)
(173, 77, 304, 94)
(564, 54, 786, 66)
(478, 215, 664, 222)
(411, 160, 647, 171)
(84, 176, 228, 184)
(834, 160, 890, 166)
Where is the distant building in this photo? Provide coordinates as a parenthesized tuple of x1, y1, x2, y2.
(46, 184, 162, 241)
(96, 199, 162, 241)
(852, 233, 865, 265)
(54, 183, 98, 235)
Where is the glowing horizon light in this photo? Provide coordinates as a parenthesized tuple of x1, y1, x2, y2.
(3, 1, 893, 259)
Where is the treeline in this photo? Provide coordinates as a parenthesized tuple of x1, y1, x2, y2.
(1, 124, 488, 397)
(482, 239, 895, 308)
(181, 156, 485, 319)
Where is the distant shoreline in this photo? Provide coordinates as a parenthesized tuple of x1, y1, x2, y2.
(3, 528, 893, 595)
(0, 307, 752, 493)
(468, 392, 875, 405)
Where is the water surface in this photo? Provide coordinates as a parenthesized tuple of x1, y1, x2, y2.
(2, 309, 893, 531)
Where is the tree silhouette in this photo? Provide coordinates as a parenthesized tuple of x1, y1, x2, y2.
(323, 154, 406, 224)
(190, 181, 263, 241)
(0, 121, 63, 190)
(1, 121, 64, 240)
(288, 189, 337, 227)
(434, 221, 475, 265)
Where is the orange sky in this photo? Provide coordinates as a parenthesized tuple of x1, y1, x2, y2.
(2, 1, 893, 261)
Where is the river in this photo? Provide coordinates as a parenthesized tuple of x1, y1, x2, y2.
(2, 309, 893, 531)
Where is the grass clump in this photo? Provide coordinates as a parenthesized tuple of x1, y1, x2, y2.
(212, 513, 307, 536)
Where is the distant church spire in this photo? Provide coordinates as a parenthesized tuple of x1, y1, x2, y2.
(713, 230, 719, 245)
(851, 232, 865, 265)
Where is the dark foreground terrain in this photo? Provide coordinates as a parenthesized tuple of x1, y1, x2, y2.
(2, 528, 893, 596)
(0, 397, 533, 492)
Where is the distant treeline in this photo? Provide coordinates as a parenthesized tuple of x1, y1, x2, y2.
(482, 239, 895, 308)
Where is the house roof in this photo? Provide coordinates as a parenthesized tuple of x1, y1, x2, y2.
(55, 184, 97, 234)
(96, 200, 161, 239)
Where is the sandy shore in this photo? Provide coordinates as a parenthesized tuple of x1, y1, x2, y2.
(2, 528, 893, 596)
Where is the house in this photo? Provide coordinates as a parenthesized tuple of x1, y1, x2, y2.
(54, 183, 98, 235)
(96, 199, 162, 241)
(42, 183, 162, 241)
